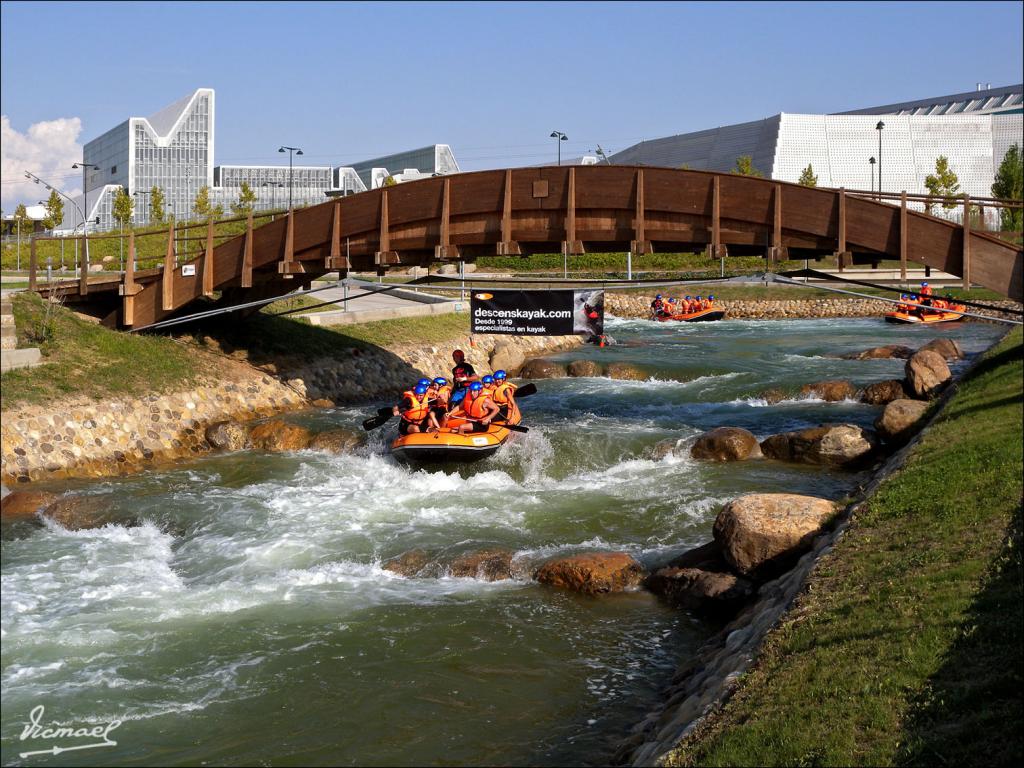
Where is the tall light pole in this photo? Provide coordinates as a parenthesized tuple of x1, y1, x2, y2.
(25, 170, 88, 273)
(550, 131, 568, 165)
(875, 121, 885, 195)
(15, 213, 23, 271)
(133, 189, 151, 226)
(72, 161, 100, 271)
(278, 146, 304, 211)
(869, 156, 876, 198)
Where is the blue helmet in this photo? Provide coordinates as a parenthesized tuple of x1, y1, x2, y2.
(696, 295, 703, 300)
(469, 381, 483, 393)
(708, 295, 715, 300)
(655, 294, 662, 300)
(416, 378, 431, 388)
(921, 282, 928, 287)
(493, 370, 507, 381)
(685, 295, 692, 300)
(482, 375, 495, 385)
(414, 384, 428, 396)
(433, 377, 447, 386)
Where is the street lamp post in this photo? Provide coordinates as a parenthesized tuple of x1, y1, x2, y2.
(72, 161, 100, 270)
(24, 170, 88, 273)
(869, 156, 876, 197)
(15, 214, 23, 271)
(133, 190, 151, 227)
(278, 146, 304, 211)
(550, 131, 568, 165)
(875, 121, 885, 195)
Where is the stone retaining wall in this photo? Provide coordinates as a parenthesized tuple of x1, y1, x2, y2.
(1, 375, 305, 484)
(606, 292, 1022, 322)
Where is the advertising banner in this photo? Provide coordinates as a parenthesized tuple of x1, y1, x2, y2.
(470, 289, 604, 336)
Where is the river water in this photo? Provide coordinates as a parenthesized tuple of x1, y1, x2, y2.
(1, 317, 1002, 766)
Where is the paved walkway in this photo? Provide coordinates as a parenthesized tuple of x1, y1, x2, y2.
(299, 280, 466, 326)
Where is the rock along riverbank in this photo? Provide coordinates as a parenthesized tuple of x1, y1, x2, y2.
(1, 332, 580, 485)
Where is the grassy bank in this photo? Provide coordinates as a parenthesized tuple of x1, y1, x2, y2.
(1, 292, 206, 408)
(667, 327, 1023, 766)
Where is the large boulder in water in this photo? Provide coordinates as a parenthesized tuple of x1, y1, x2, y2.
(519, 358, 567, 379)
(534, 552, 645, 595)
(842, 344, 914, 360)
(875, 399, 929, 443)
(647, 438, 682, 460)
(1, 490, 58, 521)
(918, 338, 963, 361)
(567, 359, 603, 377)
(644, 567, 754, 615)
(448, 549, 517, 581)
(308, 428, 364, 454)
(490, 343, 525, 376)
(248, 420, 313, 452)
(860, 379, 908, 405)
(758, 388, 789, 405)
(905, 350, 951, 399)
(605, 362, 647, 381)
(42, 495, 131, 530)
(383, 549, 434, 577)
(205, 420, 248, 451)
(799, 380, 857, 402)
(713, 493, 838, 576)
(760, 424, 876, 467)
(690, 427, 761, 462)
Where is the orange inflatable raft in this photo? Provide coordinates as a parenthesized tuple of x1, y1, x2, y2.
(653, 307, 726, 323)
(391, 406, 522, 464)
(884, 308, 964, 324)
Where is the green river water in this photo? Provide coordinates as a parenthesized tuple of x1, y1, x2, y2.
(1, 317, 1003, 766)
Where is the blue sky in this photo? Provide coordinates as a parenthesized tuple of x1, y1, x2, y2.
(2, 1, 1022, 207)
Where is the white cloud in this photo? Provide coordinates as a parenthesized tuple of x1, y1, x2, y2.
(1, 114, 83, 210)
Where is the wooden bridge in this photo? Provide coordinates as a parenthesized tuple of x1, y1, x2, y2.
(29, 166, 1023, 328)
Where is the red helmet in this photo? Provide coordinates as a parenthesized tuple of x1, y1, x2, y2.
(452, 349, 465, 361)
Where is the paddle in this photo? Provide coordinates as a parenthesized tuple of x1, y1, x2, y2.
(362, 412, 394, 431)
(460, 418, 530, 433)
(513, 382, 537, 398)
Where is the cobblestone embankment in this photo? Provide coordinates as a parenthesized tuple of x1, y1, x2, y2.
(606, 292, 1022, 322)
(1, 333, 579, 484)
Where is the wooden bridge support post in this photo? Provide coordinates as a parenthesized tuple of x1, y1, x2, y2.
(435, 177, 458, 260)
(962, 194, 971, 291)
(120, 232, 142, 327)
(277, 209, 301, 278)
(375, 189, 398, 272)
(709, 175, 723, 259)
(29, 237, 37, 292)
(497, 169, 521, 256)
(562, 167, 583, 260)
(202, 220, 215, 296)
(629, 168, 652, 279)
(768, 183, 784, 266)
(79, 235, 89, 295)
(326, 200, 349, 273)
(241, 212, 253, 288)
(900, 191, 908, 281)
(836, 188, 849, 272)
(162, 222, 175, 310)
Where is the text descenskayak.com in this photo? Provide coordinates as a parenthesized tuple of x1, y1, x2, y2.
(473, 308, 572, 320)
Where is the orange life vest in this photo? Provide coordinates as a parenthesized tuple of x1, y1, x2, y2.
(492, 381, 517, 405)
(466, 392, 493, 419)
(401, 390, 429, 422)
(434, 384, 451, 407)
(920, 285, 933, 296)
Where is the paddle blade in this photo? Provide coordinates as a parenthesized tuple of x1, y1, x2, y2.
(503, 423, 529, 433)
(362, 413, 393, 431)
(515, 383, 537, 398)
(377, 406, 394, 417)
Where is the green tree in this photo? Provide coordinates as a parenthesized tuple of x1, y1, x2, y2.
(43, 189, 64, 231)
(231, 181, 258, 216)
(991, 143, 1023, 232)
(382, 175, 397, 187)
(733, 155, 763, 177)
(150, 185, 165, 224)
(12, 203, 30, 236)
(923, 155, 961, 213)
(112, 187, 135, 229)
(192, 185, 217, 220)
(798, 164, 818, 187)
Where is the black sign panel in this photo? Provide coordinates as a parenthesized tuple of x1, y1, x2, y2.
(470, 289, 604, 336)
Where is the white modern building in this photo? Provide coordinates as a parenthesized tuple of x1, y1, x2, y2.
(54, 89, 460, 233)
(609, 84, 1023, 220)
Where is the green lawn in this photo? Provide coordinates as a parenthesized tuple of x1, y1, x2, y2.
(1, 292, 206, 408)
(668, 328, 1023, 767)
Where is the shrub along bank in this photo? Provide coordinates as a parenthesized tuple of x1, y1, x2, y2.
(666, 327, 1023, 767)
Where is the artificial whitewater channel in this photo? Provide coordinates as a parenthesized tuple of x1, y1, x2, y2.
(1, 317, 1003, 766)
